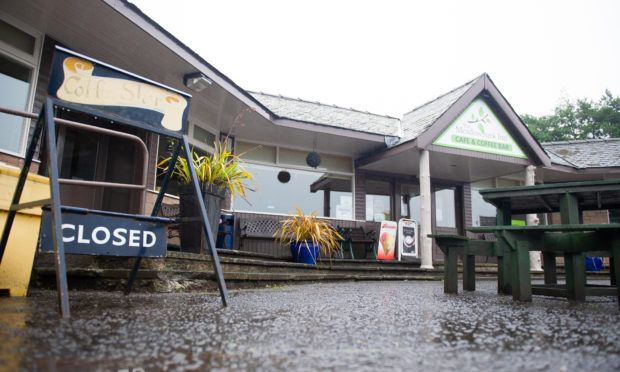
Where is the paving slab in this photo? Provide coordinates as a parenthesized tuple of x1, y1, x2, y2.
(0, 280, 619, 371)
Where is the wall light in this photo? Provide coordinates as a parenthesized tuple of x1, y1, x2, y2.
(183, 72, 212, 92)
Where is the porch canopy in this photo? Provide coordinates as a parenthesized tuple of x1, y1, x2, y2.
(356, 74, 550, 184)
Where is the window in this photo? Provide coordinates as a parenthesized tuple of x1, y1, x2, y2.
(192, 124, 215, 146)
(435, 187, 456, 228)
(0, 17, 40, 156)
(471, 178, 522, 226)
(233, 141, 353, 218)
(366, 179, 391, 222)
(401, 183, 421, 222)
(235, 163, 352, 218)
(59, 128, 99, 181)
(471, 179, 497, 226)
(610, 210, 620, 224)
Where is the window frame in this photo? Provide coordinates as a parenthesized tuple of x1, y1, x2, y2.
(0, 14, 42, 157)
(231, 139, 354, 217)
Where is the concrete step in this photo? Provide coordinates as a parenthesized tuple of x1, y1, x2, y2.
(30, 249, 442, 292)
(30, 249, 611, 293)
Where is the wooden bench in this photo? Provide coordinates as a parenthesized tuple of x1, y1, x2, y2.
(429, 234, 506, 294)
(239, 218, 282, 249)
(336, 226, 377, 259)
(468, 224, 620, 305)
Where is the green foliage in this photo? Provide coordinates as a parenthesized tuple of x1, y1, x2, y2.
(523, 90, 620, 142)
(274, 206, 343, 258)
(158, 138, 258, 200)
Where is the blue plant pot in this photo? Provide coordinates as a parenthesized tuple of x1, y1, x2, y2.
(290, 241, 319, 264)
(585, 257, 602, 272)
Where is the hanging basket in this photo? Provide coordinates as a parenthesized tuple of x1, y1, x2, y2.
(306, 151, 322, 168)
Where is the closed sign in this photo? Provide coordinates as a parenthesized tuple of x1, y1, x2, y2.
(41, 210, 167, 257)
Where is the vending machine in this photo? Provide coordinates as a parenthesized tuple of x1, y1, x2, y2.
(397, 219, 418, 261)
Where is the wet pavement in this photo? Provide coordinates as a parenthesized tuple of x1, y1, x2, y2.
(0, 280, 619, 372)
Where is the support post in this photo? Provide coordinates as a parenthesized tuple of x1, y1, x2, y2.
(559, 192, 586, 301)
(565, 253, 586, 301)
(611, 233, 620, 307)
(462, 254, 476, 291)
(419, 149, 433, 269)
(443, 246, 458, 294)
(496, 202, 512, 294)
(542, 252, 558, 285)
(511, 240, 532, 302)
(525, 165, 542, 271)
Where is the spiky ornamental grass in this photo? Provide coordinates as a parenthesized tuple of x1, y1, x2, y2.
(158, 138, 258, 200)
(274, 206, 343, 260)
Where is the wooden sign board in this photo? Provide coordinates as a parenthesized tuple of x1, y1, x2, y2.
(48, 46, 191, 135)
(40, 210, 167, 257)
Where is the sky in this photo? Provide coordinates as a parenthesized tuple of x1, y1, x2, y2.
(130, 0, 620, 118)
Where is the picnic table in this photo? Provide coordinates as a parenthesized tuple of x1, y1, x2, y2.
(432, 179, 620, 306)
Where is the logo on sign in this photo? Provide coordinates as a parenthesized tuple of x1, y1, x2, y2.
(433, 99, 527, 158)
(56, 57, 187, 131)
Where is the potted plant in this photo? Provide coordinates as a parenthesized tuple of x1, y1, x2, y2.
(274, 206, 342, 264)
(158, 138, 257, 253)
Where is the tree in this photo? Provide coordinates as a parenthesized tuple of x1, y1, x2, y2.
(522, 90, 620, 142)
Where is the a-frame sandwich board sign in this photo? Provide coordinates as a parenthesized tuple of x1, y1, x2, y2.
(0, 46, 229, 317)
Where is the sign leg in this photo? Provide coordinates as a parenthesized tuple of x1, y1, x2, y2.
(44, 100, 70, 317)
(182, 136, 229, 306)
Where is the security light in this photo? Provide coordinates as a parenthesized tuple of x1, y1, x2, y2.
(183, 72, 212, 92)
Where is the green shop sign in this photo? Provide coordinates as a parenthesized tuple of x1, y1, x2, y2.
(433, 99, 527, 158)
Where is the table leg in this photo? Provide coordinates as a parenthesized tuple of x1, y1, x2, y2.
(463, 254, 476, 291)
(444, 247, 458, 294)
(511, 242, 532, 302)
(565, 253, 586, 301)
(498, 246, 511, 295)
(542, 251, 557, 285)
(611, 240, 620, 307)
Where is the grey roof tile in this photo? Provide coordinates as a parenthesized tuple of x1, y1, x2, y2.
(249, 92, 400, 136)
(542, 139, 620, 168)
(399, 76, 480, 143)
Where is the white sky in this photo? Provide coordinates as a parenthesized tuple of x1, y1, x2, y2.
(130, 0, 620, 118)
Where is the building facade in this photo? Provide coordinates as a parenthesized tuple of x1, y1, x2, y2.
(2, 0, 619, 265)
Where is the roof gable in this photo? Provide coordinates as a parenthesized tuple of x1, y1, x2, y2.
(400, 73, 550, 166)
(400, 76, 478, 142)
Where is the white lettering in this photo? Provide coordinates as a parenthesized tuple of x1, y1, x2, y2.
(61, 224, 75, 242)
(58, 222, 160, 249)
(112, 228, 127, 246)
(77, 225, 90, 244)
(92, 226, 111, 245)
(129, 230, 141, 247)
(143, 231, 157, 248)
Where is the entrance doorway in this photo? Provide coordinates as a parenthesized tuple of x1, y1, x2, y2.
(51, 111, 146, 214)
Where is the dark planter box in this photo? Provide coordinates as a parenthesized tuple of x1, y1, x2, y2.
(179, 184, 226, 254)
